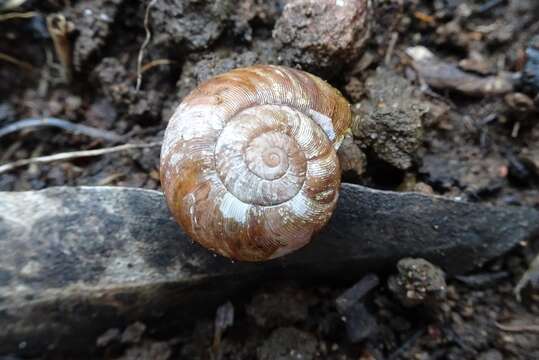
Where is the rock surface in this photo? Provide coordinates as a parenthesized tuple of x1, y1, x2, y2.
(353, 67, 426, 170)
(335, 274, 380, 343)
(0, 185, 538, 356)
(273, 0, 370, 75)
(388, 258, 447, 307)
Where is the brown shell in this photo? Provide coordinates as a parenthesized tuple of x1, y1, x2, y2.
(160, 65, 351, 261)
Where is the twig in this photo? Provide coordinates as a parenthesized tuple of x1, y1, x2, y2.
(496, 322, 539, 333)
(212, 302, 234, 360)
(141, 58, 175, 74)
(127, 59, 177, 82)
(1, 141, 22, 162)
(413, 11, 435, 25)
(0, 52, 34, 72)
(0, 11, 37, 21)
(0, 142, 162, 174)
(0, 0, 28, 11)
(0, 117, 123, 142)
(511, 121, 520, 138)
(514, 252, 539, 302)
(97, 172, 125, 186)
(387, 328, 425, 360)
(476, 0, 506, 14)
(384, 32, 399, 66)
(46, 13, 74, 82)
(136, 0, 157, 92)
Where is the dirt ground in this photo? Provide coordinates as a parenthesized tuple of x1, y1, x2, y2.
(1, 0, 539, 359)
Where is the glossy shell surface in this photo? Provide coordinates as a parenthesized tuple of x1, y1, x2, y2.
(161, 65, 351, 261)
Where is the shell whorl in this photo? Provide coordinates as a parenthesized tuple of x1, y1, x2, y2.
(160, 65, 351, 261)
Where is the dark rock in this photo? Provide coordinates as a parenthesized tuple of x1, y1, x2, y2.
(1, 185, 539, 356)
(353, 67, 425, 170)
(272, 0, 370, 76)
(335, 274, 379, 314)
(388, 258, 447, 307)
(335, 274, 379, 343)
(340, 303, 377, 343)
(257, 327, 317, 360)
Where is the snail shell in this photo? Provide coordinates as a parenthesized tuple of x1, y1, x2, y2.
(160, 65, 351, 261)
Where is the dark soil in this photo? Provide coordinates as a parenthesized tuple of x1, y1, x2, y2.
(1, 0, 538, 359)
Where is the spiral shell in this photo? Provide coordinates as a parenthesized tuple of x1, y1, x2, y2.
(160, 65, 351, 261)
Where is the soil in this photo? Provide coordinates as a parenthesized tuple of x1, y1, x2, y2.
(1, 0, 538, 359)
